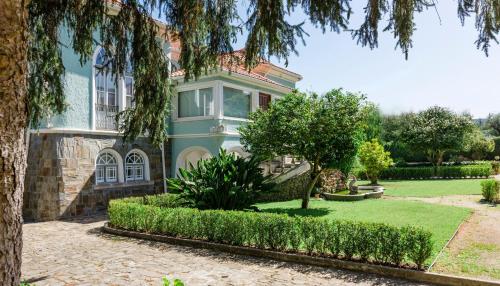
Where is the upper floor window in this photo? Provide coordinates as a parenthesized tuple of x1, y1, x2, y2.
(96, 152, 118, 183)
(223, 86, 251, 119)
(259, 93, 271, 111)
(95, 48, 117, 108)
(125, 61, 135, 108)
(125, 151, 145, 182)
(178, 87, 214, 118)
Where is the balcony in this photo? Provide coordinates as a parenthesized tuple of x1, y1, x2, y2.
(95, 104, 118, 130)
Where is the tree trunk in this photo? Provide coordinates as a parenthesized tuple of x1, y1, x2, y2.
(0, 0, 29, 285)
(301, 171, 321, 209)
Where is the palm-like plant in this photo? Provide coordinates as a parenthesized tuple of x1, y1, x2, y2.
(167, 149, 273, 210)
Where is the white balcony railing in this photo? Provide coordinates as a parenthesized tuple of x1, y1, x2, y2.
(95, 104, 118, 130)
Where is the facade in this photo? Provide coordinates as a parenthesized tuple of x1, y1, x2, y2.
(23, 26, 301, 221)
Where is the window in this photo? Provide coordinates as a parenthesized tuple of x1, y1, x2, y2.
(125, 152, 145, 182)
(125, 61, 135, 108)
(178, 88, 214, 118)
(223, 86, 251, 118)
(96, 152, 118, 183)
(95, 48, 117, 108)
(259, 93, 271, 111)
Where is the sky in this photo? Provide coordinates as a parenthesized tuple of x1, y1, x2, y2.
(236, 1, 499, 118)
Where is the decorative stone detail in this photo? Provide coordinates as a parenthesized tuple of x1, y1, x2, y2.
(23, 132, 171, 221)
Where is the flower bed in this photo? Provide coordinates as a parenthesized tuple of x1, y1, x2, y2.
(108, 199, 433, 269)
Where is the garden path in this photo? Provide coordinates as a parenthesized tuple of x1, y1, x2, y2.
(386, 194, 499, 281)
(22, 216, 431, 286)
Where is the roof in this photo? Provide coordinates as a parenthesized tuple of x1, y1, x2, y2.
(171, 50, 301, 89)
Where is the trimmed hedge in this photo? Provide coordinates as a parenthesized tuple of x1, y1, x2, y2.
(119, 193, 186, 208)
(108, 200, 433, 269)
(379, 164, 492, 180)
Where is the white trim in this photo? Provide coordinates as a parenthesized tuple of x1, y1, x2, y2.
(31, 128, 121, 136)
(175, 146, 212, 174)
(227, 146, 250, 158)
(125, 148, 151, 181)
(95, 148, 124, 184)
(174, 116, 215, 122)
(169, 131, 240, 139)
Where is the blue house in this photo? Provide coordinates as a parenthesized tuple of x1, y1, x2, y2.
(23, 22, 302, 221)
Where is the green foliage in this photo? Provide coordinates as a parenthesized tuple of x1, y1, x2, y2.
(167, 149, 272, 210)
(485, 113, 500, 136)
(378, 165, 492, 180)
(380, 114, 427, 163)
(162, 277, 184, 286)
(360, 103, 383, 141)
(359, 139, 393, 184)
(480, 179, 499, 203)
(464, 127, 495, 160)
(108, 199, 434, 269)
(240, 89, 366, 208)
(401, 107, 474, 166)
(492, 161, 500, 175)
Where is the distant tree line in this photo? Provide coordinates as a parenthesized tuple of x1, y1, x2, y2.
(363, 106, 499, 165)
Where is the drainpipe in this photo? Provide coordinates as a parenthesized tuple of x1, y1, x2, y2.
(160, 141, 167, 193)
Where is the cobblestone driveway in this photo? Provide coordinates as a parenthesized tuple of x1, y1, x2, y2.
(22, 216, 430, 286)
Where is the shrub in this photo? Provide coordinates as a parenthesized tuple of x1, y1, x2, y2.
(167, 149, 273, 210)
(359, 139, 393, 184)
(480, 179, 499, 203)
(492, 161, 500, 175)
(380, 164, 492, 180)
(108, 199, 434, 269)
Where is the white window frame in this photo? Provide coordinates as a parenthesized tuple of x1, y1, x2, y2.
(221, 82, 257, 121)
(91, 47, 135, 130)
(124, 149, 150, 182)
(173, 82, 217, 122)
(95, 150, 124, 184)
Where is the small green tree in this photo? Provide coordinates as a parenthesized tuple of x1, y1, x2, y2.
(359, 139, 393, 185)
(240, 89, 366, 209)
(464, 128, 495, 160)
(486, 113, 500, 136)
(402, 106, 474, 170)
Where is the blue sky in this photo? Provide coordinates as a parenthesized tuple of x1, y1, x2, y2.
(236, 1, 499, 118)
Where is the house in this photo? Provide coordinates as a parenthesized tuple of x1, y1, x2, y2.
(23, 22, 302, 221)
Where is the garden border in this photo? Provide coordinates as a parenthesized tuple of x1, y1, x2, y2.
(102, 223, 500, 286)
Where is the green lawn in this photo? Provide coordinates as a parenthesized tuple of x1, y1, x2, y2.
(256, 199, 472, 262)
(358, 179, 484, 197)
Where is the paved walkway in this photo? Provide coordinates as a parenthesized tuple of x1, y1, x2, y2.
(22, 217, 430, 286)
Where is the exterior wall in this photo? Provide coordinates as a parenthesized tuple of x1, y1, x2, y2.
(23, 132, 170, 221)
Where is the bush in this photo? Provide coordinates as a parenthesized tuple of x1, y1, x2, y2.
(492, 161, 500, 175)
(358, 139, 393, 184)
(118, 193, 185, 208)
(108, 199, 434, 269)
(379, 164, 492, 180)
(480, 179, 499, 203)
(167, 149, 273, 210)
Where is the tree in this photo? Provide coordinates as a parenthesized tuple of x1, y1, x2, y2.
(240, 89, 365, 209)
(402, 106, 474, 169)
(361, 103, 383, 141)
(359, 139, 393, 185)
(1, 0, 499, 283)
(486, 113, 500, 136)
(464, 127, 495, 160)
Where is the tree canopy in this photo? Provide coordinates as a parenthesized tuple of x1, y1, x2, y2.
(485, 113, 500, 136)
(27, 0, 500, 146)
(401, 106, 474, 166)
(239, 89, 366, 208)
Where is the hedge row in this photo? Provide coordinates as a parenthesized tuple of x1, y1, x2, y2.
(108, 200, 433, 269)
(379, 164, 492, 180)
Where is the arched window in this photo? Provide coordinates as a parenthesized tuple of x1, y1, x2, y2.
(125, 151, 145, 182)
(94, 48, 117, 108)
(96, 152, 119, 183)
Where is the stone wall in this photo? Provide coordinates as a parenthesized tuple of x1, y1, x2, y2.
(257, 170, 312, 203)
(23, 132, 171, 221)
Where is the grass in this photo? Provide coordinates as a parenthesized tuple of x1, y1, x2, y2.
(256, 198, 472, 263)
(433, 243, 500, 280)
(358, 179, 485, 197)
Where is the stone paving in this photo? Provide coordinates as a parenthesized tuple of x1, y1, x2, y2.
(22, 216, 431, 286)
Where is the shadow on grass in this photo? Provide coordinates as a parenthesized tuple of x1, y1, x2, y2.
(260, 207, 331, 217)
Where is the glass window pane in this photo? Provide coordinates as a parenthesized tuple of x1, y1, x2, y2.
(125, 76, 134, 96)
(199, 88, 213, 116)
(223, 86, 251, 118)
(96, 166, 105, 183)
(178, 90, 202, 117)
(106, 166, 117, 182)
